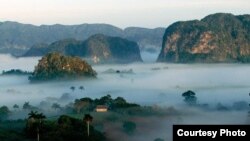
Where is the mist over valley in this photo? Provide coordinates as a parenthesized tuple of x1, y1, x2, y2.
(0, 54, 249, 141)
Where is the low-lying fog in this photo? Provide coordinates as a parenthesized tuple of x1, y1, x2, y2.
(0, 54, 250, 141)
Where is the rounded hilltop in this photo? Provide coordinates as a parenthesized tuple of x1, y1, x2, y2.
(29, 52, 97, 82)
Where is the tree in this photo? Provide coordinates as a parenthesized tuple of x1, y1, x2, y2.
(122, 121, 136, 135)
(70, 86, 75, 92)
(83, 114, 93, 137)
(182, 90, 197, 106)
(0, 106, 10, 120)
(114, 97, 126, 104)
(13, 104, 19, 111)
(27, 111, 46, 141)
(232, 101, 248, 110)
(99, 94, 112, 105)
(52, 115, 105, 141)
(79, 86, 85, 91)
(114, 97, 126, 106)
(74, 98, 93, 113)
(23, 102, 32, 110)
(51, 103, 61, 111)
(154, 138, 165, 141)
(216, 103, 228, 111)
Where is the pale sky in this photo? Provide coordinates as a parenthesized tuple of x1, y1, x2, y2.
(0, 0, 249, 28)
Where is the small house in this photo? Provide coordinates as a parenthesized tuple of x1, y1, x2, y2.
(95, 105, 108, 112)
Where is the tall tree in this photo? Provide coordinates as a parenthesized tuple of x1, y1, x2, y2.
(79, 86, 85, 91)
(51, 103, 61, 111)
(27, 111, 46, 141)
(70, 86, 75, 92)
(83, 114, 93, 137)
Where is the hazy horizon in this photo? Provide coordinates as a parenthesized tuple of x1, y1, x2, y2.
(0, 0, 250, 28)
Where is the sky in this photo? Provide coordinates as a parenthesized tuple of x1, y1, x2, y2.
(0, 0, 250, 28)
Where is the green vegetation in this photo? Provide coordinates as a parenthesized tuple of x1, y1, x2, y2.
(13, 104, 19, 111)
(82, 34, 143, 63)
(122, 121, 136, 135)
(23, 102, 37, 111)
(0, 120, 27, 141)
(83, 114, 93, 137)
(2, 69, 31, 75)
(0, 114, 105, 141)
(0, 21, 164, 56)
(154, 138, 165, 141)
(0, 94, 180, 140)
(24, 34, 143, 64)
(29, 53, 97, 82)
(237, 56, 250, 63)
(51, 103, 61, 111)
(70, 86, 76, 92)
(0, 106, 10, 120)
(158, 13, 250, 63)
(73, 94, 140, 114)
(49, 115, 105, 141)
(26, 111, 46, 141)
(182, 90, 197, 106)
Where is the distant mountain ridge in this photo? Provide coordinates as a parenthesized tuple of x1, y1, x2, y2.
(0, 21, 165, 56)
(157, 13, 250, 63)
(24, 34, 143, 64)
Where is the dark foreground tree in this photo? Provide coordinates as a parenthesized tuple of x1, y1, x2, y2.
(83, 114, 93, 137)
(44, 115, 105, 141)
(2, 115, 105, 141)
(26, 111, 46, 141)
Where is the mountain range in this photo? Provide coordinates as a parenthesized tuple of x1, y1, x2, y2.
(1, 13, 250, 63)
(0, 21, 165, 56)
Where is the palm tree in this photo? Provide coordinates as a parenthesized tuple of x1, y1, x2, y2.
(51, 103, 61, 111)
(83, 114, 93, 137)
(79, 86, 85, 91)
(28, 111, 46, 141)
(70, 86, 75, 92)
